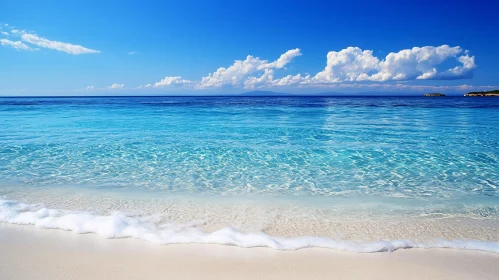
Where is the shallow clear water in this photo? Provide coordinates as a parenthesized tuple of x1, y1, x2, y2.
(0, 96, 498, 251)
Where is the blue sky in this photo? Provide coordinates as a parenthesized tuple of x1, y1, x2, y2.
(1, 0, 498, 95)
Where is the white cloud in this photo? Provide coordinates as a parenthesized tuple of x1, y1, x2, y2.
(20, 33, 100, 55)
(136, 45, 481, 92)
(314, 47, 380, 83)
(372, 45, 470, 81)
(108, 83, 124, 89)
(2, 24, 100, 55)
(433, 54, 476, 80)
(265, 48, 303, 69)
(0, 39, 35, 51)
(198, 48, 302, 88)
(270, 73, 311, 87)
(312, 45, 475, 83)
(238, 45, 477, 89)
(1, 31, 8, 36)
(243, 69, 275, 89)
(153, 76, 191, 87)
(128, 51, 137, 55)
(85, 86, 95, 90)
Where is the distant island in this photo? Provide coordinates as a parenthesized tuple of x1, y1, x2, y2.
(423, 93, 445, 97)
(238, 91, 435, 97)
(239, 90, 293, 96)
(234, 90, 499, 97)
(464, 90, 499, 97)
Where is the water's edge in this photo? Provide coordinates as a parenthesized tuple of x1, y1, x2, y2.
(1, 198, 498, 254)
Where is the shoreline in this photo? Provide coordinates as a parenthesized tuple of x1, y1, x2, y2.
(1, 196, 499, 253)
(1, 223, 499, 280)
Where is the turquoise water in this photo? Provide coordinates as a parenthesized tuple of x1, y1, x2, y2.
(0, 96, 498, 251)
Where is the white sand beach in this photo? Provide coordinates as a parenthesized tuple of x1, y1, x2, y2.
(1, 223, 498, 280)
(3, 0, 499, 279)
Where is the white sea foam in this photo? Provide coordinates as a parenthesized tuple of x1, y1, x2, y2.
(1, 198, 498, 253)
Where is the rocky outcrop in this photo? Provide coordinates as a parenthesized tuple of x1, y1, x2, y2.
(464, 90, 499, 97)
(423, 93, 445, 97)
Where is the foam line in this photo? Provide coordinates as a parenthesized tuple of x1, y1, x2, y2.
(1, 198, 498, 253)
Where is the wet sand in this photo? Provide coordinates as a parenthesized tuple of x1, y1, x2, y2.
(1, 223, 498, 280)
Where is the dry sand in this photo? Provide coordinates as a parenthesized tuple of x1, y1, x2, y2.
(1, 223, 498, 280)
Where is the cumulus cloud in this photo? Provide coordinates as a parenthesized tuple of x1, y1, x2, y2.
(372, 45, 472, 81)
(143, 45, 476, 91)
(125, 45, 485, 93)
(1, 31, 8, 36)
(269, 73, 311, 87)
(153, 76, 192, 87)
(197, 48, 302, 88)
(314, 47, 380, 83)
(0, 39, 35, 51)
(265, 48, 303, 69)
(239, 45, 477, 89)
(108, 83, 124, 89)
(433, 54, 476, 80)
(20, 33, 100, 55)
(312, 45, 475, 83)
(243, 69, 275, 89)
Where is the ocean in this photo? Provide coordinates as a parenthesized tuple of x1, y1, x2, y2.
(0, 96, 498, 252)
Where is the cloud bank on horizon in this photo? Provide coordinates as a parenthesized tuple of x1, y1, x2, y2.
(139, 45, 476, 91)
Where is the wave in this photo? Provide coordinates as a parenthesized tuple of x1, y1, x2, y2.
(1, 198, 498, 253)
